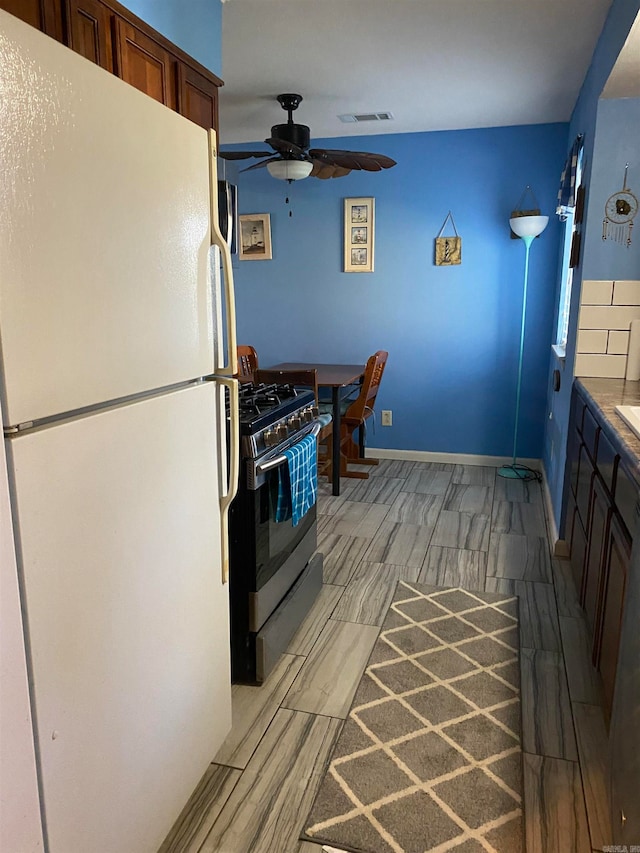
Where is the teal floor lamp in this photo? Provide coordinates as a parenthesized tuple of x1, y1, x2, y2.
(498, 208, 549, 480)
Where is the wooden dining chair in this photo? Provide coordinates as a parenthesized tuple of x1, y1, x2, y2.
(323, 350, 388, 480)
(236, 345, 259, 379)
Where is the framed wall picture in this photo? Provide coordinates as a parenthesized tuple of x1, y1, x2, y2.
(434, 236, 462, 266)
(238, 213, 272, 261)
(434, 211, 462, 265)
(344, 198, 374, 272)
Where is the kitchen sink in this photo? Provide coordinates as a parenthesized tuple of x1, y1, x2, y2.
(615, 405, 640, 440)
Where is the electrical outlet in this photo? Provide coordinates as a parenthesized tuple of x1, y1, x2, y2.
(381, 410, 392, 426)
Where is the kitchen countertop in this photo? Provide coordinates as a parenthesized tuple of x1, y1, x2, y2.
(576, 377, 640, 483)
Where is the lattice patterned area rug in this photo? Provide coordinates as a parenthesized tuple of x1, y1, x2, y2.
(301, 581, 523, 853)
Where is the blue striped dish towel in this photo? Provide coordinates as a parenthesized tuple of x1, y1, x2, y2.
(274, 434, 318, 526)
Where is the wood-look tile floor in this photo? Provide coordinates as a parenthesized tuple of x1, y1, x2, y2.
(160, 460, 610, 853)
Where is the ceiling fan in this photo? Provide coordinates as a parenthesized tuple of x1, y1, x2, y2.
(219, 94, 397, 181)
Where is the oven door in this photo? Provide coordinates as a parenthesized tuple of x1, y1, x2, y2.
(250, 421, 321, 596)
(235, 422, 320, 631)
(253, 464, 316, 592)
(228, 421, 322, 682)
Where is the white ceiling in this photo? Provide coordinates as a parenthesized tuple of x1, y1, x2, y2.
(219, 0, 616, 146)
(601, 11, 640, 98)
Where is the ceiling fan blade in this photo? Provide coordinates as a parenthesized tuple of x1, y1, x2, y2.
(219, 151, 273, 160)
(265, 137, 308, 157)
(309, 149, 397, 171)
(239, 157, 281, 173)
(310, 162, 338, 180)
(309, 160, 351, 179)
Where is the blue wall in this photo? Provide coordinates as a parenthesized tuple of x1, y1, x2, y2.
(543, 0, 640, 537)
(584, 98, 640, 278)
(228, 123, 567, 458)
(120, 0, 222, 76)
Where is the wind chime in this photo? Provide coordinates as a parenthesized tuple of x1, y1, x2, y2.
(602, 164, 638, 248)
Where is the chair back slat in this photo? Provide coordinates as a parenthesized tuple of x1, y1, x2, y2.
(344, 350, 388, 423)
(237, 345, 259, 378)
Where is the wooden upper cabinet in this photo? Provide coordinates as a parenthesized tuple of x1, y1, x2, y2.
(113, 17, 176, 109)
(177, 63, 219, 131)
(1, 0, 222, 131)
(65, 0, 113, 71)
(0, 0, 63, 40)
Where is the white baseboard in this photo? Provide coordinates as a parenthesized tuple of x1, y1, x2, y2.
(365, 448, 541, 469)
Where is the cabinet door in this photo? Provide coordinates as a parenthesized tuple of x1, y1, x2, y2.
(0, 0, 63, 40)
(583, 474, 611, 642)
(597, 512, 630, 724)
(177, 63, 219, 131)
(568, 426, 580, 500)
(576, 443, 594, 530)
(113, 17, 176, 109)
(570, 506, 587, 598)
(65, 0, 113, 71)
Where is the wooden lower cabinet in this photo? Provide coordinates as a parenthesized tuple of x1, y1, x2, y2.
(113, 17, 176, 109)
(597, 512, 630, 723)
(65, 0, 113, 70)
(583, 474, 611, 641)
(576, 443, 594, 531)
(570, 506, 587, 596)
(564, 385, 637, 730)
(568, 426, 580, 499)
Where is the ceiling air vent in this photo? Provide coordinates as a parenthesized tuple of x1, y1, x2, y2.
(338, 112, 394, 123)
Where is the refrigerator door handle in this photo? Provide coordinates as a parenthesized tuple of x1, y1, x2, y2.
(217, 375, 239, 584)
(208, 129, 238, 377)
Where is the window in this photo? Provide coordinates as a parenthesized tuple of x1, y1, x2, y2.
(555, 142, 584, 353)
(556, 211, 575, 350)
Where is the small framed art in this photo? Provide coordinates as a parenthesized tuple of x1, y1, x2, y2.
(239, 213, 272, 261)
(344, 198, 374, 272)
(434, 211, 462, 265)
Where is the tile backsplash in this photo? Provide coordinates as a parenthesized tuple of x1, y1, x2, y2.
(575, 280, 640, 378)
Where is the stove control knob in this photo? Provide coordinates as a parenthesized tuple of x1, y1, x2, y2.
(302, 407, 313, 423)
(264, 429, 279, 447)
(277, 423, 289, 440)
(289, 416, 302, 430)
(311, 405, 319, 419)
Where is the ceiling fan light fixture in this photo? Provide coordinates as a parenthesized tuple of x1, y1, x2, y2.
(266, 159, 313, 181)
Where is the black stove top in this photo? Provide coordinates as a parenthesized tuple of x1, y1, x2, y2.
(237, 383, 315, 435)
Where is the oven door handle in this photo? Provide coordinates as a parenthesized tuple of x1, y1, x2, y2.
(256, 421, 323, 474)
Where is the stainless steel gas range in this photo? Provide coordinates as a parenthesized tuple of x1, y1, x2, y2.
(228, 382, 324, 683)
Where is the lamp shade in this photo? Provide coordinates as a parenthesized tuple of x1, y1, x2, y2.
(266, 159, 313, 181)
(509, 214, 549, 238)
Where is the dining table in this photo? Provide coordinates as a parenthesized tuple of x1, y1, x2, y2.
(265, 362, 365, 496)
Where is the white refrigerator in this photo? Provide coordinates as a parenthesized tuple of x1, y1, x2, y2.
(0, 11, 239, 853)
